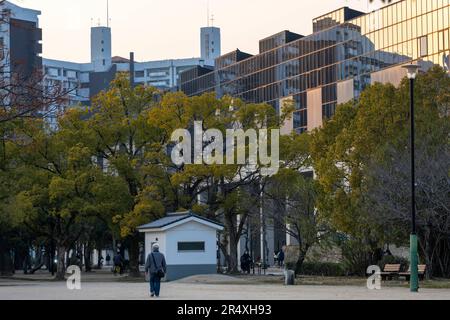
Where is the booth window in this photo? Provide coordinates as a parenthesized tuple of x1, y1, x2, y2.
(178, 242, 205, 252)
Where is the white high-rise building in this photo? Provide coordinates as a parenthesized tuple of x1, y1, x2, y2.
(41, 20, 221, 128)
(201, 27, 221, 65)
(90, 26, 112, 72)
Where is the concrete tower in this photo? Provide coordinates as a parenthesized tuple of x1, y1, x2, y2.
(201, 26, 221, 66)
(91, 26, 112, 72)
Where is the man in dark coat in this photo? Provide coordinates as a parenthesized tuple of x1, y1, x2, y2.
(113, 252, 123, 275)
(240, 251, 252, 274)
(277, 250, 285, 267)
(145, 243, 167, 298)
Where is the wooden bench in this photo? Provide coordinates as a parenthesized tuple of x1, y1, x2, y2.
(399, 265, 427, 281)
(380, 264, 401, 280)
(254, 262, 268, 275)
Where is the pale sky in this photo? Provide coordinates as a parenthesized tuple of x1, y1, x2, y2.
(13, 0, 389, 63)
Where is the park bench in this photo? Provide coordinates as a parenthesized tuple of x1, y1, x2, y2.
(399, 265, 427, 281)
(254, 262, 268, 275)
(380, 264, 401, 280)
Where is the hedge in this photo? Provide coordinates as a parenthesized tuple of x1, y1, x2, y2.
(298, 262, 347, 277)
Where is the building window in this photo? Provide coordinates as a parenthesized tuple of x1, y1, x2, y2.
(135, 70, 145, 78)
(323, 102, 337, 120)
(177, 242, 205, 252)
(0, 37, 4, 60)
(147, 70, 168, 77)
(420, 36, 428, 57)
(102, 59, 106, 66)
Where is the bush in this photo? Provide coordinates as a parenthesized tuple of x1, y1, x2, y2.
(285, 261, 296, 272)
(299, 262, 347, 277)
(339, 237, 380, 276)
(284, 246, 299, 266)
(378, 255, 409, 271)
(283, 245, 348, 276)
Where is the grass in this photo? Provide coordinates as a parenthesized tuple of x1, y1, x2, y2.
(233, 274, 450, 289)
(3, 271, 450, 289)
(418, 278, 450, 289)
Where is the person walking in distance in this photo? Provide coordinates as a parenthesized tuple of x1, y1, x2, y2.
(240, 251, 252, 274)
(113, 251, 123, 275)
(145, 243, 167, 298)
(277, 249, 285, 268)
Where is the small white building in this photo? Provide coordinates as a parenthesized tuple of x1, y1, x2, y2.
(138, 211, 224, 281)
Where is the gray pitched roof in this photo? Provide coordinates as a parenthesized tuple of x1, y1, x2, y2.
(137, 211, 223, 230)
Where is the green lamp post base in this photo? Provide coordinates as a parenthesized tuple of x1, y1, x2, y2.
(410, 234, 419, 293)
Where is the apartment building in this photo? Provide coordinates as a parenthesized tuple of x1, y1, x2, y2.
(180, 0, 449, 133)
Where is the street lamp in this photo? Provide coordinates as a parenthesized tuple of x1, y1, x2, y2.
(402, 63, 420, 293)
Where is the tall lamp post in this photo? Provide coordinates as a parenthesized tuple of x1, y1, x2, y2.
(402, 63, 420, 293)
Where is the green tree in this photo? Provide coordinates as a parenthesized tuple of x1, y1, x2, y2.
(265, 169, 326, 274)
(147, 92, 295, 272)
(0, 121, 16, 275)
(362, 66, 450, 277)
(73, 75, 166, 276)
(310, 66, 450, 276)
(9, 116, 128, 280)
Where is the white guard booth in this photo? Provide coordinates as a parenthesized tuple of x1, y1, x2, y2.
(138, 211, 224, 281)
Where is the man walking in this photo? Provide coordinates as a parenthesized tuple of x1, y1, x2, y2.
(113, 252, 123, 275)
(277, 249, 285, 268)
(145, 243, 167, 298)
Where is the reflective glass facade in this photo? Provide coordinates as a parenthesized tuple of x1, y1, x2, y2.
(180, 0, 450, 133)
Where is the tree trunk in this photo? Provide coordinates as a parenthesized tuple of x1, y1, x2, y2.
(127, 234, 141, 277)
(295, 248, 308, 275)
(112, 235, 117, 255)
(23, 252, 30, 275)
(96, 247, 103, 269)
(422, 226, 433, 280)
(55, 245, 66, 281)
(84, 245, 92, 272)
(0, 248, 14, 277)
(228, 234, 239, 273)
(45, 241, 56, 276)
(219, 237, 230, 272)
(223, 212, 241, 274)
(30, 246, 43, 274)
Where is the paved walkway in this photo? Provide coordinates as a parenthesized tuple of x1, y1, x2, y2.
(1, 280, 450, 300)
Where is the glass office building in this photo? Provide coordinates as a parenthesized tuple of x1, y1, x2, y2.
(180, 0, 450, 133)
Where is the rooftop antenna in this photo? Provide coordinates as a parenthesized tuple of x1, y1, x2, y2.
(210, 14, 215, 27)
(206, 0, 210, 27)
(107, 0, 110, 28)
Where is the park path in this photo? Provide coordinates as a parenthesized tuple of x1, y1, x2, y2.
(1, 281, 450, 300)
